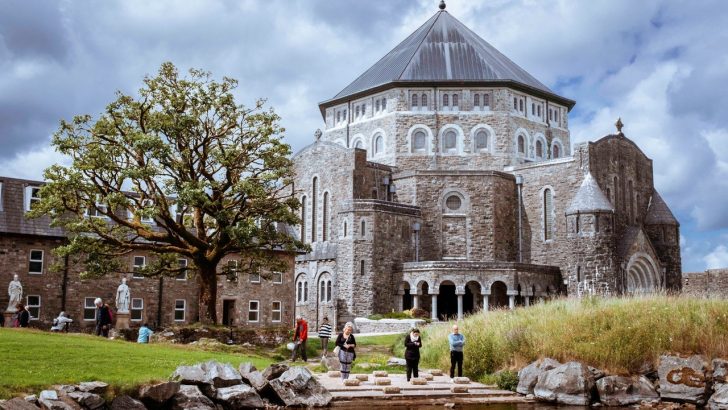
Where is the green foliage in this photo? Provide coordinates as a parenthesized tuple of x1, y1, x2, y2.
(418, 295, 728, 381)
(28, 62, 306, 321)
(495, 370, 519, 392)
(367, 311, 413, 320)
(0, 328, 273, 399)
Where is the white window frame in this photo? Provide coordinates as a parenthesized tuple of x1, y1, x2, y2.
(131, 298, 144, 321)
(176, 258, 188, 280)
(272, 271, 283, 284)
(174, 299, 186, 322)
(84, 196, 109, 219)
(248, 300, 260, 323)
(271, 301, 282, 323)
(250, 269, 261, 283)
(132, 256, 146, 279)
(26, 295, 41, 320)
(226, 259, 239, 282)
(25, 186, 41, 212)
(84, 297, 97, 321)
(29, 249, 44, 274)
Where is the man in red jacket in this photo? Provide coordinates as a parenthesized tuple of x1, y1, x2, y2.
(290, 316, 308, 362)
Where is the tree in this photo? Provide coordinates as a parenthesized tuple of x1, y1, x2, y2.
(30, 62, 304, 323)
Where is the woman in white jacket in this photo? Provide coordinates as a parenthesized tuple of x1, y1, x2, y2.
(50, 312, 73, 332)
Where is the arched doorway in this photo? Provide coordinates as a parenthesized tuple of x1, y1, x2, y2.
(438, 280, 457, 320)
(489, 281, 508, 309)
(400, 282, 413, 311)
(464, 281, 481, 314)
(626, 253, 661, 294)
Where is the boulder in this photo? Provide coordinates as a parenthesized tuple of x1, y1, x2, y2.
(382, 386, 400, 394)
(374, 378, 391, 386)
(67, 392, 105, 410)
(453, 377, 470, 384)
(658, 355, 712, 405)
(422, 373, 434, 381)
(239, 370, 268, 392)
(714, 359, 728, 391)
(76, 382, 108, 395)
(451, 386, 469, 393)
(517, 358, 561, 395)
(588, 366, 606, 381)
(171, 385, 216, 410)
(39, 398, 78, 410)
(327, 371, 341, 378)
(55, 386, 75, 395)
(110, 395, 146, 410)
(429, 369, 444, 376)
(38, 392, 58, 402)
(386, 357, 406, 366)
(596, 375, 659, 406)
(373, 371, 388, 377)
(268, 367, 332, 407)
(342, 379, 360, 386)
(709, 384, 728, 410)
(262, 363, 289, 381)
(139, 381, 181, 405)
(0, 398, 40, 410)
(410, 378, 427, 385)
(354, 374, 368, 381)
(534, 361, 594, 406)
(321, 356, 341, 371)
(171, 364, 207, 386)
(202, 361, 242, 388)
(24, 395, 37, 405)
(237, 362, 257, 376)
(214, 385, 264, 410)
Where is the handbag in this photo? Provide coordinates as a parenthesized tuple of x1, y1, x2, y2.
(333, 346, 341, 355)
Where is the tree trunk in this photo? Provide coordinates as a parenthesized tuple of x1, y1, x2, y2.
(197, 263, 218, 324)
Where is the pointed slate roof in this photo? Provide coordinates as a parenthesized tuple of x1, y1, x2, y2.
(566, 173, 614, 215)
(320, 7, 575, 112)
(645, 190, 679, 225)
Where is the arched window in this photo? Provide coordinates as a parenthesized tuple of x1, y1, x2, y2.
(443, 129, 457, 153)
(374, 134, 384, 154)
(319, 279, 326, 302)
(371, 190, 378, 199)
(361, 219, 366, 236)
(355, 106, 360, 118)
(412, 130, 427, 152)
(304, 281, 308, 302)
(445, 194, 462, 211)
(483, 94, 490, 107)
(452, 94, 459, 107)
(536, 140, 543, 158)
(552, 143, 560, 158)
(343, 220, 347, 237)
(474, 94, 480, 108)
(361, 104, 366, 117)
(513, 97, 518, 110)
(336, 112, 340, 123)
(300, 196, 306, 242)
(532, 103, 535, 115)
(537, 105, 542, 117)
(382, 98, 387, 110)
(411, 94, 418, 109)
(297, 281, 303, 302)
(543, 188, 554, 240)
(518, 135, 525, 154)
(443, 94, 449, 107)
(421, 94, 428, 109)
(326, 280, 332, 302)
(354, 139, 363, 149)
(296, 275, 308, 303)
(474, 129, 488, 152)
(375, 100, 380, 112)
(311, 177, 318, 242)
(322, 192, 329, 241)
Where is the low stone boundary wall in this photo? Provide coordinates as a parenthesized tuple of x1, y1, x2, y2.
(354, 318, 425, 333)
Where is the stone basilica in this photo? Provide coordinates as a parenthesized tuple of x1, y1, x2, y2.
(292, 2, 682, 328)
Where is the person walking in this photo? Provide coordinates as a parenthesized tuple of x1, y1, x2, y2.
(335, 322, 356, 380)
(137, 323, 153, 343)
(449, 324, 465, 380)
(318, 316, 333, 358)
(290, 316, 309, 362)
(50, 311, 73, 332)
(404, 328, 423, 382)
(15, 303, 30, 328)
(94, 298, 113, 337)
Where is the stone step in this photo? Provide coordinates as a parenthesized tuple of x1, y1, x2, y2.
(329, 389, 516, 400)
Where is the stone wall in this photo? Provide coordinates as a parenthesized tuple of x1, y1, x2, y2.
(683, 269, 728, 297)
(353, 317, 425, 334)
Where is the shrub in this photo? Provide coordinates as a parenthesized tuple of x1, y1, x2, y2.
(495, 370, 519, 392)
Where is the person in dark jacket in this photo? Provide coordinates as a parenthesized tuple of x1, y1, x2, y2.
(15, 303, 30, 328)
(404, 328, 422, 381)
(335, 322, 357, 380)
(94, 298, 113, 337)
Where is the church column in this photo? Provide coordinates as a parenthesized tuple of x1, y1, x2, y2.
(456, 286, 465, 320)
(508, 295, 515, 310)
(412, 294, 419, 309)
(431, 294, 439, 321)
(483, 294, 489, 312)
(525, 296, 531, 307)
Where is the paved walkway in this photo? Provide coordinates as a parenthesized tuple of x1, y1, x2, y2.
(316, 371, 529, 407)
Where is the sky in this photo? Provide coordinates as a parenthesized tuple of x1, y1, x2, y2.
(0, 0, 727, 273)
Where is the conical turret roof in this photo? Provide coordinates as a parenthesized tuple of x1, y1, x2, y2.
(566, 173, 614, 215)
(320, 7, 574, 111)
(645, 190, 679, 225)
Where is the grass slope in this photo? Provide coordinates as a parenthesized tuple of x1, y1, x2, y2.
(418, 295, 728, 381)
(0, 328, 273, 399)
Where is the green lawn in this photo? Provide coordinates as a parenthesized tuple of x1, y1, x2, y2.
(0, 328, 274, 399)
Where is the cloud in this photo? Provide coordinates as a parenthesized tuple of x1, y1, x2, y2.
(704, 245, 728, 270)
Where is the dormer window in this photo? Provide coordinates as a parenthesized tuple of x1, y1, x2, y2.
(85, 196, 108, 219)
(25, 186, 41, 212)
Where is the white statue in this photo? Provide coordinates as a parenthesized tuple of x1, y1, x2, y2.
(115, 277, 131, 313)
(7, 274, 22, 312)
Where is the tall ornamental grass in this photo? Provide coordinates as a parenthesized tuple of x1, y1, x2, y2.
(417, 295, 728, 378)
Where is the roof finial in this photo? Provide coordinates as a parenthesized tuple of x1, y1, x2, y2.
(615, 117, 624, 136)
(314, 129, 322, 141)
(439, 0, 446, 10)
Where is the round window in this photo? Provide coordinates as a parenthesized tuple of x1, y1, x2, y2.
(445, 195, 462, 211)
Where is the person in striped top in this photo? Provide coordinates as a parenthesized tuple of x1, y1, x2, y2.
(318, 316, 333, 358)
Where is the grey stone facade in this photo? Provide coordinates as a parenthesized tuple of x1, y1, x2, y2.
(292, 6, 681, 329)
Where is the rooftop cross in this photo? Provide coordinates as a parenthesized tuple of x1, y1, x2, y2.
(439, 1, 446, 10)
(615, 117, 624, 135)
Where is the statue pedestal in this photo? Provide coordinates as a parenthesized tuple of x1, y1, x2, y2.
(115, 312, 130, 330)
(3, 311, 14, 327)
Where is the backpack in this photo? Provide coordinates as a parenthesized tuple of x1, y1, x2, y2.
(107, 307, 114, 322)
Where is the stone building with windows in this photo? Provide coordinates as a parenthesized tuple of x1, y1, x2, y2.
(292, 2, 681, 329)
(0, 176, 296, 330)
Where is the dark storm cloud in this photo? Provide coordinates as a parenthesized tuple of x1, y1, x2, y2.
(0, 1, 70, 62)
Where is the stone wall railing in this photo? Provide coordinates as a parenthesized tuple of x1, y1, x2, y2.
(354, 318, 425, 334)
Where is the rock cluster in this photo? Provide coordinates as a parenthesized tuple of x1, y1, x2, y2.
(518, 354, 728, 408)
(0, 361, 332, 410)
